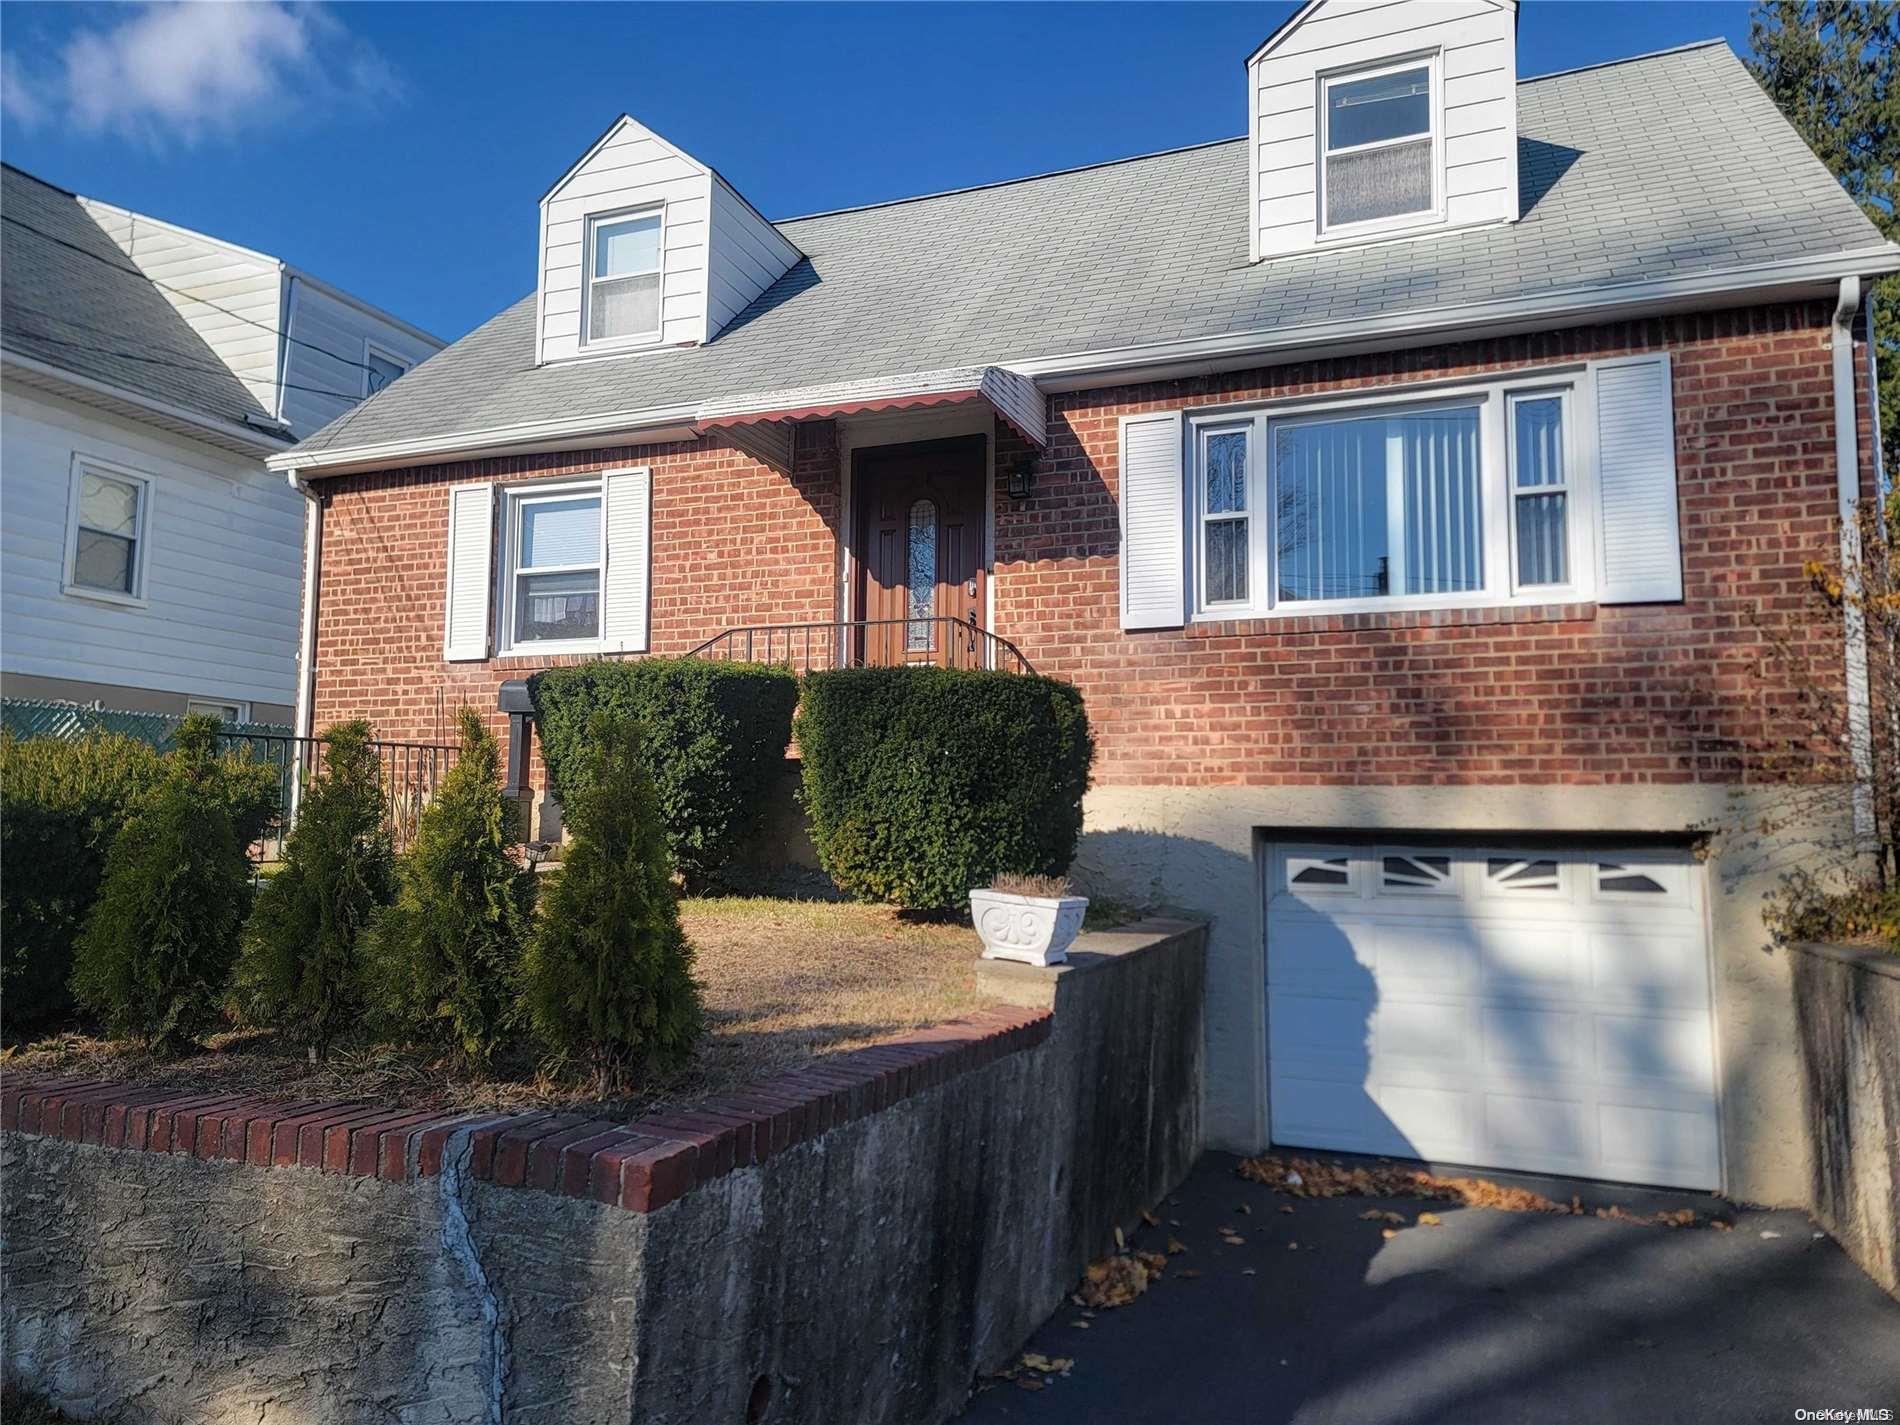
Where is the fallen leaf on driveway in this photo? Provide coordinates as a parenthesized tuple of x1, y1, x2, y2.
(1381, 1228, 1398, 1240)
(1021, 1354, 1073, 1374)
(1076, 1250, 1168, 1308)
(1141, 1209, 1160, 1227)
(1760, 1230, 1782, 1240)
(1166, 1236, 1188, 1255)
(1417, 1211, 1442, 1227)
(1240, 1152, 1727, 1228)
(1360, 1209, 1406, 1225)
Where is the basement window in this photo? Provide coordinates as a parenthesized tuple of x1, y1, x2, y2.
(1320, 58, 1438, 235)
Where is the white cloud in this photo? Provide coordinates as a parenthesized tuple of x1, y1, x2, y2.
(2, 2, 398, 143)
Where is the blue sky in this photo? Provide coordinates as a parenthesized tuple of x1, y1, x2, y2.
(1, 1, 1758, 343)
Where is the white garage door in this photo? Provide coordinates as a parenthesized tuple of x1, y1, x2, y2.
(1266, 843, 1721, 1190)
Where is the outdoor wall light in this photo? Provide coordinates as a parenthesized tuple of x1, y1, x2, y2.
(1008, 455, 1037, 501)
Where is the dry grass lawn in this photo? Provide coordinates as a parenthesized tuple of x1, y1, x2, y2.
(3, 897, 994, 1123)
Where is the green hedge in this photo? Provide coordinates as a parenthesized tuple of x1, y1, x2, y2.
(528, 658, 800, 888)
(795, 666, 1094, 910)
(0, 727, 279, 1042)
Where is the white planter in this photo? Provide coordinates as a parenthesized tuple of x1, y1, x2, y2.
(969, 889, 1089, 967)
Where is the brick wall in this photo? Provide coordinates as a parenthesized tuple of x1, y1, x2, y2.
(994, 300, 1863, 787)
(309, 300, 1864, 793)
(311, 424, 839, 780)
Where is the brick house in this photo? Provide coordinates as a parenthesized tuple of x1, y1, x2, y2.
(272, 3, 1897, 1205)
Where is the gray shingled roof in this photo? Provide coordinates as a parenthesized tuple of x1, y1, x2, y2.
(1, 164, 277, 431)
(291, 41, 1891, 461)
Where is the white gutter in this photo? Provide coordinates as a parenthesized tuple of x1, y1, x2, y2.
(2, 348, 294, 455)
(270, 245, 1900, 478)
(266, 403, 701, 476)
(1832, 277, 1877, 844)
(1018, 246, 1900, 389)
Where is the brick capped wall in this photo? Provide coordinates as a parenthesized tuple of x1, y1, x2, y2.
(992, 300, 1866, 787)
(308, 300, 1866, 793)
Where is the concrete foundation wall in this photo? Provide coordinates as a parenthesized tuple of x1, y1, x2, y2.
(1791, 942, 1900, 1298)
(1, 921, 1204, 1424)
(1072, 782, 1840, 1207)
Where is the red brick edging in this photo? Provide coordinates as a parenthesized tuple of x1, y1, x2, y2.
(0, 1005, 1051, 1214)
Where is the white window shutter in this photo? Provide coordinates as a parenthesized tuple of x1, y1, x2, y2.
(601, 467, 652, 653)
(443, 482, 494, 661)
(1119, 411, 1187, 630)
(1593, 354, 1683, 604)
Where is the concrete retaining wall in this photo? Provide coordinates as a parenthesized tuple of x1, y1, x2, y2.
(1, 919, 1204, 1423)
(1791, 941, 1900, 1298)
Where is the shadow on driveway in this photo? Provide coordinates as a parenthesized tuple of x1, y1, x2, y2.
(957, 1152, 1900, 1425)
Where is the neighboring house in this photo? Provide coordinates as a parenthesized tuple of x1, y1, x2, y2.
(272, 3, 1898, 1206)
(0, 164, 443, 724)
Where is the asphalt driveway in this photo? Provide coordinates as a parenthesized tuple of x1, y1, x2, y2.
(959, 1153, 1900, 1425)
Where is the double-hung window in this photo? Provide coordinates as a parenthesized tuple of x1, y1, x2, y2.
(1188, 377, 1586, 619)
(504, 486, 602, 650)
(1508, 392, 1571, 588)
(584, 208, 664, 346)
(1198, 423, 1253, 607)
(1320, 58, 1437, 234)
(64, 458, 149, 602)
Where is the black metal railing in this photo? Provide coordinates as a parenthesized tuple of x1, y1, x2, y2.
(687, 617, 1036, 676)
(220, 732, 459, 862)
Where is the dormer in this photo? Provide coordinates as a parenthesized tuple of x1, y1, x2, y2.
(1248, 0, 1518, 263)
(535, 115, 802, 365)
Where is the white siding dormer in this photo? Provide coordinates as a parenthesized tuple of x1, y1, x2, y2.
(537, 116, 802, 364)
(1249, 0, 1518, 263)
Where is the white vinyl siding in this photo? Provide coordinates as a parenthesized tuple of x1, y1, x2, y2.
(443, 483, 495, 661)
(0, 386, 302, 708)
(539, 119, 711, 362)
(538, 117, 799, 362)
(279, 282, 441, 438)
(1119, 411, 1188, 630)
(1593, 354, 1683, 604)
(1251, 0, 1517, 261)
(78, 199, 283, 414)
(705, 177, 804, 342)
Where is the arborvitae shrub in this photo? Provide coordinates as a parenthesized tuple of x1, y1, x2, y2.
(527, 658, 799, 888)
(1, 731, 164, 1041)
(1, 727, 280, 1042)
(795, 667, 1094, 910)
(236, 721, 395, 1054)
(365, 708, 536, 1070)
(521, 713, 703, 1091)
(69, 716, 256, 1052)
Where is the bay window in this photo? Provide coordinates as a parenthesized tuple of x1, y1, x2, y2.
(1189, 376, 1588, 619)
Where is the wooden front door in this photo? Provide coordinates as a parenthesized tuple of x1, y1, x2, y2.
(853, 435, 987, 667)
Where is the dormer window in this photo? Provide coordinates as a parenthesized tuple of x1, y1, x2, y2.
(584, 208, 663, 346)
(1319, 58, 1438, 235)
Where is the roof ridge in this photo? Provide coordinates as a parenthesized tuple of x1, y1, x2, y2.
(775, 134, 1247, 226)
(779, 39, 1737, 229)
(1520, 37, 1729, 85)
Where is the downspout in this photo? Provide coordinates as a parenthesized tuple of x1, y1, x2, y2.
(288, 466, 323, 750)
(1831, 277, 1875, 843)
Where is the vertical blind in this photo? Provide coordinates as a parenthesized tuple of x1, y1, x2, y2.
(1274, 406, 1481, 602)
